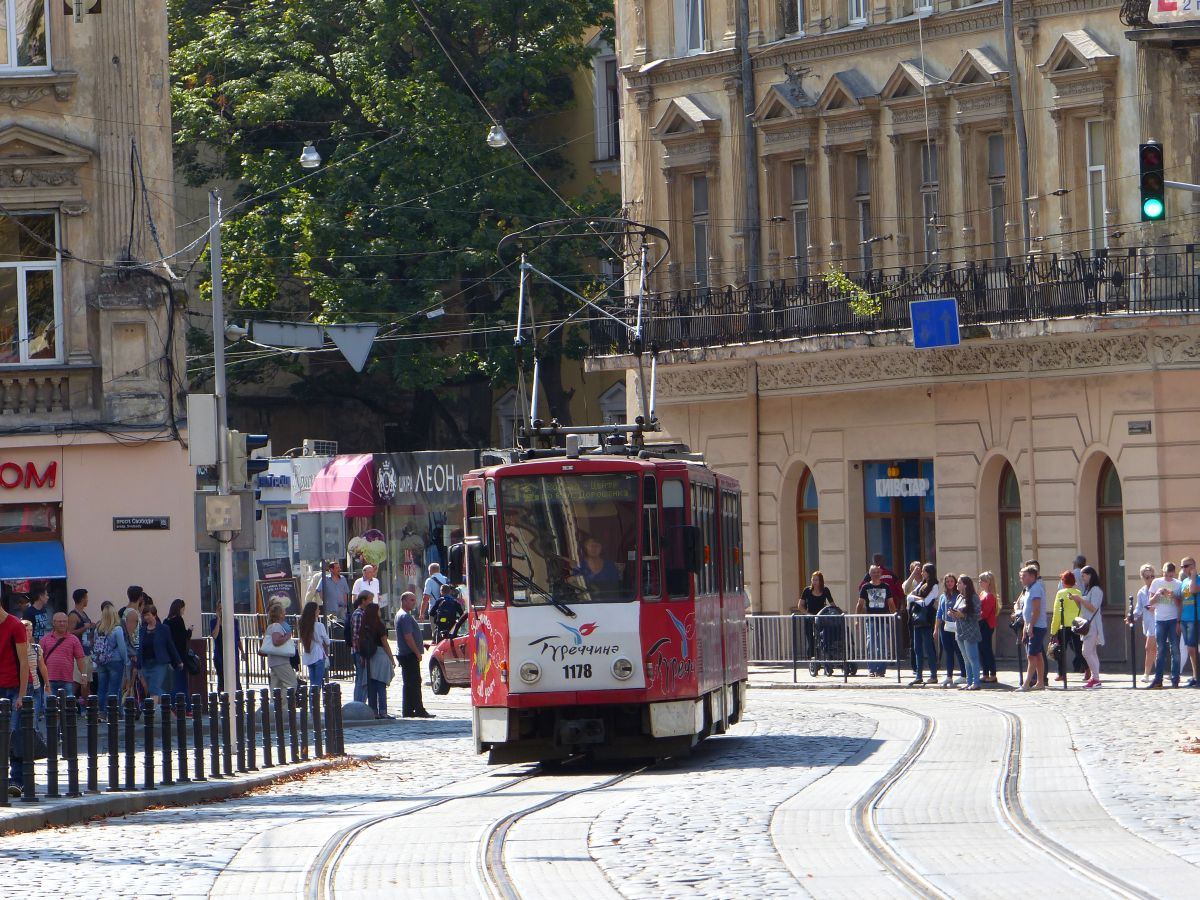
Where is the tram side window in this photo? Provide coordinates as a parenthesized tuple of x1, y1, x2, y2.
(642, 475, 661, 600)
(662, 479, 689, 598)
(721, 488, 743, 593)
(466, 487, 484, 538)
(465, 487, 486, 609)
(692, 483, 717, 595)
(485, 479, 504, 607)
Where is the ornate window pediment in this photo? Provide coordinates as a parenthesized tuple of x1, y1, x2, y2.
(0, 124, 91, 210)
(947, 47, 1011, 125)
(651, 94, 721, 169)
(754, 77, 817, 156)
(1038, 30, 1117, 112)
(881, 60, 947, 134)
(816, 70, 878, 146)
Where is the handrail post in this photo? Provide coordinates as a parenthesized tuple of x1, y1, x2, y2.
(843, 616, 850, 684)
(791, 614, 798, 683)
(895, 613, 902, 684)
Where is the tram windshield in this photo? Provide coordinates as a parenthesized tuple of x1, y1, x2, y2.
(499, 473, 639, 606)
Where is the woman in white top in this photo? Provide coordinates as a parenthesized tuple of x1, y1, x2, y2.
(298, 600, 331, 690)
(1126, 564, 1157, 682)
(1077, 565, 1105, 688)
(264, 603, 299, 692)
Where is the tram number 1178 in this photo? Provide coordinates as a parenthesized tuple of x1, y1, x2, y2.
(563, 664, 593, 679)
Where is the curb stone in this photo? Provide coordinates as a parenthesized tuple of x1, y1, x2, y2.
(0, 756, 348, 835)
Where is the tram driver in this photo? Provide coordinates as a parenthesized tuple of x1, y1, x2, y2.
(574, 536, 622, 598)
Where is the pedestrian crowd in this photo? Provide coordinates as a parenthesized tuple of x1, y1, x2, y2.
(794, 551, 1200, 692)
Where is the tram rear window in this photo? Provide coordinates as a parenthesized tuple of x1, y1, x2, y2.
(499, 474, 639, 605)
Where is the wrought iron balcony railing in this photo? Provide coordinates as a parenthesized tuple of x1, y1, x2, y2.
(586, 247, 1200, 356)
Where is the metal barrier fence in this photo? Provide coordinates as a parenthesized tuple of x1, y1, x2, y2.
(201, 613, 355, 688)
(748, 614, 904, 683)
(0, 685, 345, 807)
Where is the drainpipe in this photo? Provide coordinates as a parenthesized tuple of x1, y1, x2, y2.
(747, 362, 762, 612)
(736, 0, 762, 284)
(1003, 0, 1032, 255)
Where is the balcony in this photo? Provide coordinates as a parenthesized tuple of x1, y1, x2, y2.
(0, 365, 96, 424)
(586, 247, 1200, 357)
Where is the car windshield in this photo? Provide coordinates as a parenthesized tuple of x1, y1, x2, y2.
(499, 473, 639, 605)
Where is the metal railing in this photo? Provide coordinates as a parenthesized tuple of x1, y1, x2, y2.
(587, 247, 1200, 355)
(0, 685, 344, 807)
(201, 613, 355, 688)
(748, 613, 904, 683)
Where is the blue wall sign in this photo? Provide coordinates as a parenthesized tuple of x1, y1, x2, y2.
(910, 298, 961, 350)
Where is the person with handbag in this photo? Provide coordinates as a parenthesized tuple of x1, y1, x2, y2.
(139, 604, 183, 705)
(1147, 561, 1183, 689)
(298, 601, 331, 691)
(0, 600, 31, 797)
(1016, 564, 1048, 692)
(91, 603, 128, 719)
(951, 575, 984, 690)
(1127, 564, 1158, 683)
(166, 599, 194, 710)
(39, 612, 85, 700)
(1050, 571, 1082, 683)
(906, 564, 939, 686)
(934, 573, 965, 687)
(1077, 565, 1105, 688)
(977, 572, 1000, 683)
(262, 603, 299, 693)
(359, 601, 395, 719)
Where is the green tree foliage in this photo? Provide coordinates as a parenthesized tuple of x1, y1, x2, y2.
(171, 0, 615, 445)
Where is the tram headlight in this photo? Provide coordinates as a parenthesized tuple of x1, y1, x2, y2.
(519, 661, 541, 684)
(612, 657, 634, 680)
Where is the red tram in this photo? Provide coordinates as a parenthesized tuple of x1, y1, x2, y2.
(463, 449, 748, 763)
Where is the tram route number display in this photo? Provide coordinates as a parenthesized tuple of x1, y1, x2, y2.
(502, 474, 637, 505)
(562, 664, 594, 679)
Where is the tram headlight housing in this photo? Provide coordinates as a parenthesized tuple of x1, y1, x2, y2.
(612, 657, 634, 680)
(519, 661, 541, 684)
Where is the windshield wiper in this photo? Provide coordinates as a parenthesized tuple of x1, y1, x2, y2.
(509, 567, 577, 619)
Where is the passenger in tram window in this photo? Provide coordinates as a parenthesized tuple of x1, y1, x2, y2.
(575, 537, 622, 597)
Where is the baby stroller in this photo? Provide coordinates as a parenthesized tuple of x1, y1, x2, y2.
(809, 605, 858, 677)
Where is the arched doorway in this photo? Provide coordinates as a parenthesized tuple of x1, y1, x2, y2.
(796, 469, 819, 585)
(998, 462, 1022, 607)
(1097, 459, 1124, 603)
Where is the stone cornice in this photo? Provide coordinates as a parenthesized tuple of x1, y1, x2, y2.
(0, 72, 78, 108)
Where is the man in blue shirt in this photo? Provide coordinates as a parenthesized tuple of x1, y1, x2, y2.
(394, 592, 433, 718)
(1017, 565, 1047, 692)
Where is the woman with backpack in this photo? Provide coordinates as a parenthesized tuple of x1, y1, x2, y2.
(906, 564, 939, 686)
(298, 601, 330, 691)
(92, 603, 128, 718)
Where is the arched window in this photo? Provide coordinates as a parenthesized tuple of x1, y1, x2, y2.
(1097, 459, 1124, 603)
(797, 469, 819, 585)
(998, 463, 1022, 608)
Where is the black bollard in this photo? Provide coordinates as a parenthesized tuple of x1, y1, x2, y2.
(19, 701, 36, 803)
(191, 694, 206, 782)
(287, 688, 299, 764)
(123, 697, 137, 790)
(273, 688, 285, 764)
(219, 693, 233, 777)
(298, 684, 309, 761)
(86, 696, 99, 793)
(208, 692, 221, 778)
(334, 684, 345, 755)
(161, 696, 174, 786)
(142, 699, 156, 790)
(45, 695, 60, 799)
(0, 699, 10, 806)
(175, 695, 190, 783)
(260, 688, 273, 768)
(234, 692, 247, 773)
(1128, 594, 1138, 689)
(323, 685, 336, 757)
(107, 697, 120, 792)
(312, 684, 323, 758)
(245, 689, 258, 771)
(64, 695, 80, 798)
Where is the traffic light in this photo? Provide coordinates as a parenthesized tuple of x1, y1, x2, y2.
(1139, 141, 1165, 221)
(226, 431, 270, 489)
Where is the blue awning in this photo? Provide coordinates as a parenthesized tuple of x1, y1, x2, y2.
(0, 541, 67, 581)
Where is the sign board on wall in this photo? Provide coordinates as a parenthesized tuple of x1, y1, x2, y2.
(289, 456, 331, 506)
(1148, 0, 1200, 25)
(0, 451, 63, 502)
(113, 516, 170, 531)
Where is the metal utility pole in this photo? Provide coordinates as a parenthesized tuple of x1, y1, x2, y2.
(736, 0, 762, 284)
(1003, 0, 1032, 255)
(209, 190, 238, 704)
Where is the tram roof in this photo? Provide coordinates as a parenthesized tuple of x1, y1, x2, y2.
(469, 451, 720, 481)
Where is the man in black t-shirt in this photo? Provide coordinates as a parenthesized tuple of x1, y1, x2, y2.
(857, 566, 896, 676)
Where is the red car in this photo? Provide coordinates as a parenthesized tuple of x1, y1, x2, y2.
(429, 613, 471, 694)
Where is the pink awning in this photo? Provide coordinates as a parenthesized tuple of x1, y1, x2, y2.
(307, 454, 377, 516)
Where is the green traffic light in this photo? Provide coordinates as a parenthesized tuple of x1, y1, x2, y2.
(1143, 197, 1165, 220)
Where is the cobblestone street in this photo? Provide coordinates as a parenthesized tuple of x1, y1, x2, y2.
(5, 676, 1199, 898)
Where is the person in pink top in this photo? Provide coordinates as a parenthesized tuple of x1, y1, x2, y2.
(977, 572, 1000, 683)
(39, 612, 84, 699)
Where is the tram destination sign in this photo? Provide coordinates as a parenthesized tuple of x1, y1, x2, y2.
(113, 516, 170, 531)
(1148, 0, 1200, 25)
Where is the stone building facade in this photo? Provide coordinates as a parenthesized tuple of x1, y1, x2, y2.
(594, 1, 1200, 655)
(0, 5, 197, 617)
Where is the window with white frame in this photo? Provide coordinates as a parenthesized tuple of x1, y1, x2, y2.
(987, 133, 1008, 261)
(919, 141, 940, 264)
(914, 0, 933, 13)
(494, 389, 521, 448)
(593, 50, 620, 162)
(676, 0, 706, 55)
(1, 1, 49, 70)
(848, 0, 867, 25)
(781, 0, 804, 35)
(790, 162, 809, 279)
(691, 174, 710, 287)
(0, 213, 62, 365)
(1085, 119, 1107, 252)
(854, 154, 872, 271)
(598, 382, 627, 425)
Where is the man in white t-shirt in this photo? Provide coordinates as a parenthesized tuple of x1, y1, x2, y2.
(1147, 561, 1183, 688)
(352, 564, 383, 613)
(421, 563, 450, 620)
